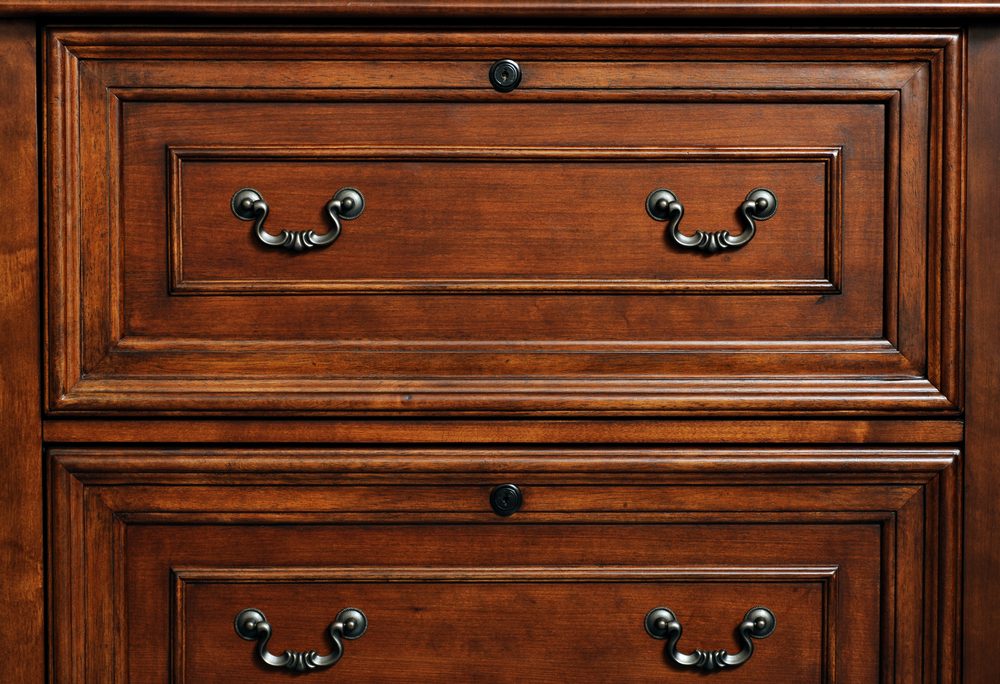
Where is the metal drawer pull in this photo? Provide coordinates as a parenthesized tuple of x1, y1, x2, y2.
(644, 606, 775, 671)
(234, 607, 367, 672)
(231, 187, 365, 252)
(645, 187, 777, 253)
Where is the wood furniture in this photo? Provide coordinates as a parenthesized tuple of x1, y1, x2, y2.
(1, 4, 998, 682)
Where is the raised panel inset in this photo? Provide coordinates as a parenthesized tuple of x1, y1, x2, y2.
(173, 566, 838, 682)
(169, 146, 842, 294)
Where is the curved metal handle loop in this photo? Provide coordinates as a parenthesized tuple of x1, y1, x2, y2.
(235, 607, 367, 673)
(645, 606, 775, 672)
(646, 188, 777, 254)
(231, 187, 364, 252)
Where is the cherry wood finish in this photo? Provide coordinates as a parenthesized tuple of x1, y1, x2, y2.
(0, 21, 43, 684)
(50, 447, 958, 683)
(964, 25, 1000, 684)
(0, 10, 994, 684)
(3, 0, 1000, 18)
(42, 417, 964, 444)
(45, 28, 963, 416)
(173, 150, 836, 293)
(181, 569, 836, 682)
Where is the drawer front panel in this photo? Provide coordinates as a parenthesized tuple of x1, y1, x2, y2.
(48, 447, 959, 683)
(46, 30, 963, 415)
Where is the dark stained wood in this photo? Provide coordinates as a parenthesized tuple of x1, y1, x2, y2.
(4, 0, 1000, 19)
(175, 567, 840, 682)
(173, 152, 835, 293)
(1, 13, 986, 682)
(42, 417, 964, 444)
(965, 25, 1000, 684)
(44, 28, 963, 417)
(50, 447, 958, 683)
(0, 21, 43, 684)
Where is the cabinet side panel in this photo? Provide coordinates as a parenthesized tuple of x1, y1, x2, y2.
(0, 20, 42, 684)
(966, 24, 1000, 684)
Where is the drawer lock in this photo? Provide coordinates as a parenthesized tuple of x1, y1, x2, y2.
(489, 59, 522, 92)
(490, 483, 523, 516)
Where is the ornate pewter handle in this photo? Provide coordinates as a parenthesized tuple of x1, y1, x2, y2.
(644, 606, 775, 672)
(231, 187, 365, 251)
(234, 607, 367, 672)
(645, 188, 777, 253)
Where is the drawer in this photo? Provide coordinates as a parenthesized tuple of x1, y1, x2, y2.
(45, 29, 962, 415)
(49, 447, 959, 682)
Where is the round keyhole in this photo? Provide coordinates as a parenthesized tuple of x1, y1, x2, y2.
(490, 484, 523, 516)
(489, 59, 522, 92)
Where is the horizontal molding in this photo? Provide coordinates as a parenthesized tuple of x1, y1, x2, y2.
(52, 375, 955, 415)
(110, 336, 898, 352)
(173, 564, 840, 583)
(41, 26, 967, 43)
(41, 418, 966, 444)
(53, 446, 960, 479)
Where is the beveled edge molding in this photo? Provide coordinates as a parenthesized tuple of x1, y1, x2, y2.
(48, 446, 959, 683)
(53, 375, 955, 416)
(168, 145, 842, 295)
(1, 1, 995, 19)
(50, 445, 961, 480)
(44, 29, 964, 416)
(172, 566, 835, 682)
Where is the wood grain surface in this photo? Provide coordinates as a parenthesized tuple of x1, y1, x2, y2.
(0, 21, 43, 684)
(50, 446, 958, 683)
(41, 417, 964, 444)
(5, 13, 989, 684)
(964, 25, 1000, 684)
(3, 0, 1000, 19)
(44, 28, 963, 416)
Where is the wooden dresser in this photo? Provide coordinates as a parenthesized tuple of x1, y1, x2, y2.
(1, 3, 999, 682)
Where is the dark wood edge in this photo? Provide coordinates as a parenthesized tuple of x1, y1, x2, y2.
(964, 24, 999, 684)
(3, 0, 1000, 19)
(0, 21, 43, 684)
